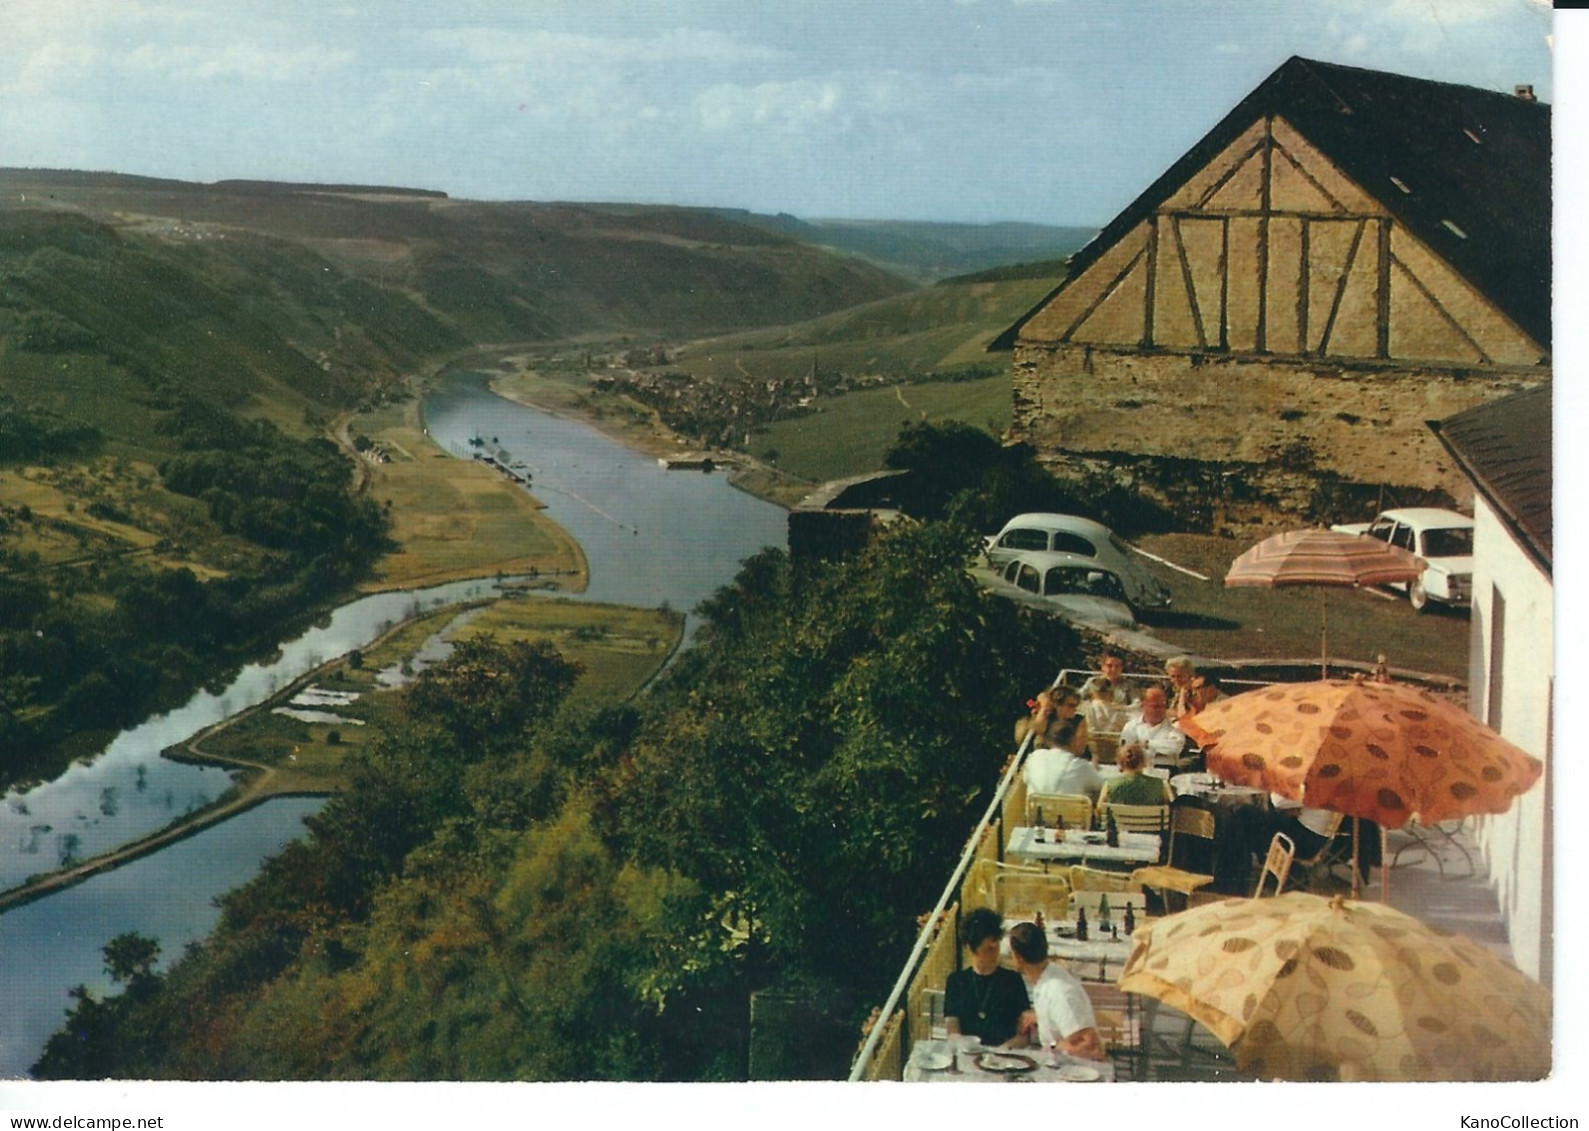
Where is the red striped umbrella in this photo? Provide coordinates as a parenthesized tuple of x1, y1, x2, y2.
(1224, 529, 1425, 682)
(1225, 529, 1425, 589)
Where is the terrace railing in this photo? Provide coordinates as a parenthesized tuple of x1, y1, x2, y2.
(849, 667, 1169, 1081)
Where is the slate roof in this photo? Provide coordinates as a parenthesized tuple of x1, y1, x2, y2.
(995, 56, 1551, 351)
(1429, 384, 1552, 573)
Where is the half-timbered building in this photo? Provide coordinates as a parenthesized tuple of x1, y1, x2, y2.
(998, 57, 1549, 516)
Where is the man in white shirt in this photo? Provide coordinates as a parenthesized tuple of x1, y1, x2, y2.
(1023, 719, 1104, 802)
(1007, 921, 1106, 1060)
(1117, 687, 1189, 768)
(1079, 652, 1141, 705)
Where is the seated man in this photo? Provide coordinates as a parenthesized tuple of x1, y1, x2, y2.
(1117, 687, 1189, 769)
(1006, 921, 1106, 1061)
(942, 908, 1031, 1048)
(1023, 719, 1104, 803)
(1164, 656, 1198, 718)
(1079, 652, 1140, 705)
(1189, 673, 1224, 713)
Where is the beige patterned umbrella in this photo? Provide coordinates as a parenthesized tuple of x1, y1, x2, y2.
(1118, 892, 1551, 1081)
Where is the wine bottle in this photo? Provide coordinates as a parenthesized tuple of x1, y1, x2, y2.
(1123, 901, 1136, 935)
(1105, 809, 1119, 847)
(1075, 905, 1088, 942)
(1097, 892, 1111, 927)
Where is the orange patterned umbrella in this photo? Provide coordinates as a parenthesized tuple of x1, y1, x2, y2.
(1189, 679, 1542, 829)
(1118, 892, 1550, 1081)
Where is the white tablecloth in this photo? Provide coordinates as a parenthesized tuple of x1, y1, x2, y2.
(1170, 773, 1266, 804)
(904, 1039, 1116, 1083)
(1007, 826, 1161, 866)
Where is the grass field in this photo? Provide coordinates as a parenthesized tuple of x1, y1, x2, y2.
(748, 375, 1012, 483)
(195, 594, 683, 793)
(1132, 533, 1469, 680)
(353, 399, 587, 592)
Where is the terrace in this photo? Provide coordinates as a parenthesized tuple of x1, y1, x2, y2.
(849, 667, 1535, 1084)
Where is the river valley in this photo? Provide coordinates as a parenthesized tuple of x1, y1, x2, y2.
(0, 377, 788, 1077)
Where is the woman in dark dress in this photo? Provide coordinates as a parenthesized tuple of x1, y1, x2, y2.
(943, 908, 1031, 1047)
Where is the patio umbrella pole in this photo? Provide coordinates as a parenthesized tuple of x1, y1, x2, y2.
(1320, 592, 1328, 679)
(1381, 826, 1390, 902)
(1350, 816, 1361, 900)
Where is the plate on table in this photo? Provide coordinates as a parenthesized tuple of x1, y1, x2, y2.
(1054, 1062, 1101, 1082)
(975, 1052, 1038, 1075)
(1078, 832, 1106, 844)
(915, 1050, 954, 1072)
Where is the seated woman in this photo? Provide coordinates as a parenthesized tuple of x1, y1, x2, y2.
(943, 908, 1031, 1048)
(1097, 744, 1172, 807)
(1015, 686, 1089, 758)
(1023, 719, 1104, 803)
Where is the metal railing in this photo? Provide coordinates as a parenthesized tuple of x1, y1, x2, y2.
(847, 667, 1164, 1080)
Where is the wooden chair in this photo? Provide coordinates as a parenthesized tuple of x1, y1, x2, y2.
(1068, 864, 1144, 895)
(1131, 805, 1217, 910)
(991, 869, 1072, 924)
(962, 858, 1041, 910)
(1099, 802, 1169, 837)
(1026, 792, 1093, 831)
(1252, 832, 1295, 898)
(1084, 982, 1145, 1081)
(1089, 731, 1122, 766)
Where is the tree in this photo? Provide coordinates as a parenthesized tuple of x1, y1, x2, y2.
(611, 519, 1067, 997)
(103, 932, 161, 985)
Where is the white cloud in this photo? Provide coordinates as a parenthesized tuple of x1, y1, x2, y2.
(695, 78, 843, 134)
(421, 26, 781, 67)
(123, 41, 353, 82)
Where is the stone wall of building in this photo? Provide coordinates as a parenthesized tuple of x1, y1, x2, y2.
(1010, 342, 1547, 526)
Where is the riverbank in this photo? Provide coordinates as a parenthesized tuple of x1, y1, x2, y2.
(350, 390, 591, 595)
(448, 345, 813, 509)
(0, 588, 688, 914)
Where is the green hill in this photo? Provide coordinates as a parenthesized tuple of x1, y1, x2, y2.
(0, 169, 920, 785)
(585, 271, 1066, 480)
(705, 209, 1093, 283)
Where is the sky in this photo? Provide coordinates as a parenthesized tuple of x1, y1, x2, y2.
(0, 0, 1555, 226)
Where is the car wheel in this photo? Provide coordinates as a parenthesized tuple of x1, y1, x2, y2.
(1408, 578, 1429, 611)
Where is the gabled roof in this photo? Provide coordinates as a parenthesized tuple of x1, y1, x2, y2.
(996, 56, 1550, 350)
(1429, 384, 1551, 573)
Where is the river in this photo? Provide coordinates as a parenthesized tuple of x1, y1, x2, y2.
(0, 378, 788, 1077)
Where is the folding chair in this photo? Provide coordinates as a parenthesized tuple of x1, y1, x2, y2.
(1252, 832, 1295, 898)
(1287, 812, 1349, 892)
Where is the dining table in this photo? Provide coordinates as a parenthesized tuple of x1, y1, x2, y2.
(904, 1037, 1116, 1083)
(1000, 915, 1143, 981)
(1006, 825, 1161, 867)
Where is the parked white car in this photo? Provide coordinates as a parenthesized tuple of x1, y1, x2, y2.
(983, 551, 1138, 630)
(982, 513, 1172, 612)
(1330, 507, 1474, 610)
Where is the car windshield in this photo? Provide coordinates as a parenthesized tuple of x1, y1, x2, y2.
(1421, 527, 1474, 557)
(1046, 567, 1126, 602)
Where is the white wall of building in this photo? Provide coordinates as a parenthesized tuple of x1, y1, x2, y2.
(1467, 496, 1553, 985)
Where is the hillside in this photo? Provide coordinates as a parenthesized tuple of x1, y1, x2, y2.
(492, 271, 1067, 488)
(0, 169, 920, 786)
(704, 209, 1093, 284)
